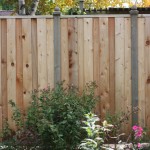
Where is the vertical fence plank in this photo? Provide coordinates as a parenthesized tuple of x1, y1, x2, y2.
(31, 19, 38, 90)
(145, 18, 150, 129)
(22, 19, 32, 112)
(7, 19, 16, 129)
(124, 18, 131, 134)
(93, 18, 100, 115)
(16, 19, 23, 112)
(108, 17, 115, 115)
(84, 18, 93, 84)
(99, 18, 109, 118)
(46, 19, 54, 88)
(37, 19, 47, 89)
(68, 18, 78, 86)
(138, 18, 145, 127)
(115, 18, 125, 114)
(61, 19, 69, 86)
(74, 18, 78, 87)
(78, 18, 84, 92)
(1, 19, 7, 122)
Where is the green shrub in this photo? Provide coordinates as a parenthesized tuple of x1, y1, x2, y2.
(1, 82, 98, 149)
(79, 112, 113, 150)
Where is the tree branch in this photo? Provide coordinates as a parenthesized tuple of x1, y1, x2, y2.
(30, 0, 40, 15)
(18, 0, 26, 15)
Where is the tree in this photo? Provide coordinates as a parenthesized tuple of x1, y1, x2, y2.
(18, 0, 39, 15)
(1, 0, 150, 15)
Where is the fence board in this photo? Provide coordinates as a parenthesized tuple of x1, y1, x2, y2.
(32, 19, 38, 90)
(93, 18, 100, 115)
(124, 18, 131, 134)
(138, 18, 145, 127)
(99, 18, 109, 118)
(84, 18, 93, 84)
(16, 19, 23, 112)
(115, 18, 125, 113)
(37, 19, 47, 89)
(7, 19, 16, 129)
(61, 19, 69, 86)
(108, 17, 115, 115)
(46, 19, 54, 88)
(78, 18, 84, 92)
(22, 19, 32, 112)
(1, 19, 7, 122)
(68, 18, 78, 86)
(145, 18, 150, 129)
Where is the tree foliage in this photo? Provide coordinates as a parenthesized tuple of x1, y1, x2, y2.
(1, 0, 150, 15)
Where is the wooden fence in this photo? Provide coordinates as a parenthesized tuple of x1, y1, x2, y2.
(0, 13, 150, 135)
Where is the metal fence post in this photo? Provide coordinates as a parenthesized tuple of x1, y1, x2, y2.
(130, 5, 139, 126)
(79, 0, 84, 11)
(53, 7, 61, 86)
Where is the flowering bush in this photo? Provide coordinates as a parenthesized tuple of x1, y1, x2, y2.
(133, 125, 143, 139)
(132, 125, 146, 149)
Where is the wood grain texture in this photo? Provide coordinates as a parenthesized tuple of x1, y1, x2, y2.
(0, 17, 150, 135)
(145, 17, 150, 129)
(115, 18, 125, 114)
(37, 19, 47, 89)
(7, 19, 16, 129)
(99, 18, 109, 119)
(108, 17, 115, 115)
(1, 19, 8, 122)
(124, 18, 131, 134)
(31, 19, 38, 90)
(93, 18, 100, 116)
(83, 18, 93, 84)
(22, 19, 32, 113)
(46, 19, 54, 88)
(61, 19, 69, 86)
(138, 18, 145, 127)
(68, 18, 78, 86)
(16, 19, 23, 112)
(78, 18, 84, 92)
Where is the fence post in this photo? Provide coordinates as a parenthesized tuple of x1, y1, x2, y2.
(53, 7, 61, 87)
(130, 6, 139, 126)
(79, 0, 84, 11)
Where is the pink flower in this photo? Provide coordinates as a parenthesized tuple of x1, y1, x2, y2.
(132, 125, 138, 131)
(132, 125, 143, 139)
(137, 143, 141, 148)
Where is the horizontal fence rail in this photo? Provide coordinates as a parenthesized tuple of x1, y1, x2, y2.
(0, 14, 150, 135)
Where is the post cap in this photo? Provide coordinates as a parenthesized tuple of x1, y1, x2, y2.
(130, 5, 139, 15)
(131, 5, 137, 10)
(53, 6, 61, 16)
(54, 6, 60, 12)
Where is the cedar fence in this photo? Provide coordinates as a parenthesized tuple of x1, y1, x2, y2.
(0, 7, 150, 135)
